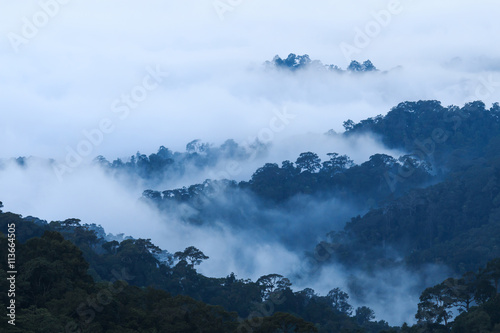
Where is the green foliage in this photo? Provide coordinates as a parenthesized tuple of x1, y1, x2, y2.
(174, 246, 209, 267)
(296, 152, 322, 173)
(328, 287, 353, 315)
(416, 283, 454, 326)
(0, 213, 380, 332)
(3, 100, 500, 332)
(316, 154, 500, 273)
(406, 259, 500, 332)
(257, 274, 292, 299)
(241, 312, 318, 333)
(355, 306, 375, 326)
(0, 230, 240, 332)
(452, 309, 492, 333)
(345, 100, 500, 172)
(97, 139, 252, 183)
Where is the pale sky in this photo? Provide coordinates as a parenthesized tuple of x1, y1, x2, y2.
(1, 0, 499, 160)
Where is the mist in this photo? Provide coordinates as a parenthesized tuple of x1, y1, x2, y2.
(2, 0, 500, 160)
(0, 151, 441, 325)
(0, 129, 382, 256)
(1, 0, 500, 327)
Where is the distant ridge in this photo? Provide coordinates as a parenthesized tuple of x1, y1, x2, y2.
(265, 53, 378, 72)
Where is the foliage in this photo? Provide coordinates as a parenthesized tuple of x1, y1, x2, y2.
(3, 100, 500, 331)
(406, 259, 500, 332)
(0, 214, 381, 332)
(265, 53, 378, 73)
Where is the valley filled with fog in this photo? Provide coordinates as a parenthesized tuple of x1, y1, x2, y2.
(2, 1, 500, 331)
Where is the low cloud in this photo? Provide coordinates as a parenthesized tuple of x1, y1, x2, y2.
(1, 0, 498, 326)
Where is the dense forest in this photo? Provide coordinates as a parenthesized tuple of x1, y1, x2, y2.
(2, 99, 500, 331)
(1, 202, 500, 332)
(263, 53, 379, 72)
(0, 206, 394, 332)
(141, 101, 500, 270)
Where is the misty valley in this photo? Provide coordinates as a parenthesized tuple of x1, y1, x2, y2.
(1, 97, 500, 332)
(4, 0, 500, 332)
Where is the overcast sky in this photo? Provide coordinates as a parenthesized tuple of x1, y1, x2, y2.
(1, 0, 500, 160)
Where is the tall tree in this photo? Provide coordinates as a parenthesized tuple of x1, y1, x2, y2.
(257, 274, 292, 299)
(322, 153, 354, 174)
(482, 258, 500, 294)
(174, 246, 209, 267)
(416, 283, 454, 326)
(355, 306, 375, 325)
(327, 288, 353, 315)
(295, 152, 321, 173)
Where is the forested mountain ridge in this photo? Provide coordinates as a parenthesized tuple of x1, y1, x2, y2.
(92, 139, 264, 185)
(321, 153, 500, 272)
(137, 100, 500, 332)
(3, 100, 500, 332)
(264, 53, 379, 73)
(343, 100, 500, 172)
(314, 100, 500, 273)
(141, 101, 500, 270)
(0, 205, 394, 333)
(143, 100, 500, 206)
(1, 204, 500, 332)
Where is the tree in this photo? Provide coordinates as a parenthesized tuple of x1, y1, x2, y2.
(174, 246, 209, 267)
(322, 153, 354, 174)
(347, 60, 363, 72)
(157, 145, 173, 159)
(60, 218, 81, 229)
(475, 276, 497, 304)
(327, 288, 353, 315)
(398, 154, 432, 175)
(452, 309, 492, 333)
(257, 274, 292, 299)
(416, 283, 454, 326)
(364, 154, 397, 169)
(355, 306, 375, 325)
(483, 258, 500, 294)
(102, 240, 120, 254)
(442, 274, 476, 312)
(297, 288, 317, 299)
(279, 53, 312, 70)
(362, 60, 377, 71)
(343, 119, 355, 131)
(281, 160, 299, 177)
(70, 225, 100, 248)
(17, 306, 64, 332)
(143, 189, 162, 202)
(295, 152, 321, 173)
(186, 139, 210, 154)
(220, 139, 247, 159)
(250, 312, 318, 333)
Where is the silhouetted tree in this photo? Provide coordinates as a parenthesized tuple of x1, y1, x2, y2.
(296, 152, 321, 173)
(327, 288, 353, 315)
(174, 246, 209, 267)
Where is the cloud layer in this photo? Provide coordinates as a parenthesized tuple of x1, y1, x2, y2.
(1, 0, 500, 325)
(1, 0, 500, 160)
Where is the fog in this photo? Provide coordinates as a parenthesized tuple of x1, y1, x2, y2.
(1, 0, 500, 326)
(0, 157, 354, 293)
(2, 0, 500, 160)
(0, 153, 445, 325)
(295, 263, 452, 325)
(0, 130, 386, 255)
